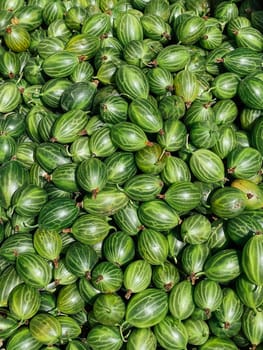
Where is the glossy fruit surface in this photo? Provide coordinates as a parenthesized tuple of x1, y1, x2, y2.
(0, 1, 262, 349)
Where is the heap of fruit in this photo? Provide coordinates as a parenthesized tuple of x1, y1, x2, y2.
(0, 0, 263, 349)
